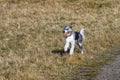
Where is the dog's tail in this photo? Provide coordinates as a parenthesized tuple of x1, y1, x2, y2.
(80, 28, 85, 39)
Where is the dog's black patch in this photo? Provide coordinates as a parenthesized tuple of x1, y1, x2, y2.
(75, 32, 80, 40)
(75, 32, 83, 43)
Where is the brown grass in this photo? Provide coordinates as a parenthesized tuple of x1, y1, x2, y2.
(0, 0, 120, 80)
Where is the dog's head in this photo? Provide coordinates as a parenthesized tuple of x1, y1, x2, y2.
(63, 25, 72, 37)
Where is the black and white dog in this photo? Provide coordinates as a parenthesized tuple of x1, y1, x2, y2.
(63, 25, 84, 55)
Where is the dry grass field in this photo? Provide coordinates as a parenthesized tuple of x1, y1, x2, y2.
(0, 0, 120, 80)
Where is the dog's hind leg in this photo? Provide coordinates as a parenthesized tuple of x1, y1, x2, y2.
(78, 42, 84, 54)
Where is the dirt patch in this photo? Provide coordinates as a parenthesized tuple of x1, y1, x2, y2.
(95, 55, 120, 80)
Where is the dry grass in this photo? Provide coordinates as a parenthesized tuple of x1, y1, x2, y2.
(0, 0, 120, 80)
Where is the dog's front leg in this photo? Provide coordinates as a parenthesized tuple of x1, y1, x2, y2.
(70, 41, 75, 55)
(64, 41, 69, 53)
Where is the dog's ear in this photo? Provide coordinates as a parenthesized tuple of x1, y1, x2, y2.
(69, 25, 72, 29)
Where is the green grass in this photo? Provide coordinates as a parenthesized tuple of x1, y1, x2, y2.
(0, 0, 120, 80)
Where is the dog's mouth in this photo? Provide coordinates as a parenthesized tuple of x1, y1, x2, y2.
(63, 31, 69, 37)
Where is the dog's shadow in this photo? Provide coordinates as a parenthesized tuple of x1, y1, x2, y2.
(51, 49, 69, 56)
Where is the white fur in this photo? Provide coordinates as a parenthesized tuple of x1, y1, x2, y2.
(64, 32, 75, 55)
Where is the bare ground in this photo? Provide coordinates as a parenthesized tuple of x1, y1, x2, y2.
(95, 50, 120, 80)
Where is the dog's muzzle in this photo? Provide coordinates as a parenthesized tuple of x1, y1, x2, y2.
(63, 31, 69, 37)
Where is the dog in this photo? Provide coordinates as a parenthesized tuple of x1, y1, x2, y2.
(63, 25, 84, 55)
